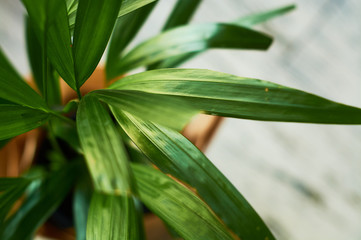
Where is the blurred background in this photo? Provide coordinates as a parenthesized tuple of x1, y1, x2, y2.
(1, 0, 361, 239)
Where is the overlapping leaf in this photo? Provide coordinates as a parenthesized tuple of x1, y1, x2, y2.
(113, 111, 275, 240)
(108, 23, 272, 78)
(0, 163, 78, 240)
(73, 0, 122, 87)
(106, 2, 157, 79)
(0, 48, 47, 110)
(110, 69, 361, 124)
(22, 0, 76, 90)
(77, 95, 134, 194)
(0, 105, 50, 140)
(93, 89, 197, 131)
(0, 178, 31, 224)
(132, 164, 234, 240)
(87, 192, 141, 240)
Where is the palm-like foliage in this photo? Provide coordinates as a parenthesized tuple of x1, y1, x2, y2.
(0, 1, 358, 239)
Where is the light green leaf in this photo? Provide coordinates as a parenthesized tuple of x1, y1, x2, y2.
(132, 164, 234, 240)
(22, 0, 76, 90)
(162, 0, 202, 31)
(110, 69, 361, 124)
(0, 48, 47, 110)
(77, 95, 134, 194)
(0, 105, 50, 140)
(87, 192, 141, 240)
(0, 163, 78, 240)
(0, 178, 31, 224)
(93, 89, 198, 131)
(73, 0, 122, 87)
(108, 23, 272, 78)
(234, 4, 296, 27)
(113, 111, 275, 240)
(106, 2, 157, 79)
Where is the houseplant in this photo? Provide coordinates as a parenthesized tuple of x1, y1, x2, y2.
(1, 0, 361, 239)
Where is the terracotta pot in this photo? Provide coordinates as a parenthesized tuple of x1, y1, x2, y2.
(0, 67, 223, 239)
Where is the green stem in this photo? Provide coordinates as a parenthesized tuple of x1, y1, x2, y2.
(47, 122, 67, 162)
(76, 87, 82, 100)
(51, 111, 76, 126)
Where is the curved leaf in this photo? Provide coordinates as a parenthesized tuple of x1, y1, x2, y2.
(87, 193, 141, 240)
(93, 89, 198, 131)
(113, 111, 275, 240)
(73, 0, 122, 87)
(110, 69, 361, 124)
(109, 23, 272, 78)
(0, 105, 50, 140)
(77, 95, 135, 194)
(132, 164, 234, 240)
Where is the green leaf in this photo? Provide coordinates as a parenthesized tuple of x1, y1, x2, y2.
(0, 105, 50, 140)
(0, 48, 47, 110)
(93, 89, 198, 131)
(73, 168, 92, 240)
(132, 164, 234, 240)
(109, 23, 272, 78)
(162, 0, 202, 31)
(77, 95, 135, 194)
(0, 139, 10, 149)
(234, 4, 296, 27)
(113, 111, 275, 240)
(22, 0, 76, 90)
(0, 163, 78, 240)
(106, 2, 157, 79)
(0, 178, 31, 224)
(73, 0, 122, 87)
(110, 69, 361, 124)
(87, 192, 141, 240)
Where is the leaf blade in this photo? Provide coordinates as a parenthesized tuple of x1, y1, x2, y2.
(73, 0, 122, 87)
(76, 95, 134, 194)
(109, 23, 272, 78)
(132, 164, 234, 240)
(110, 69, 361, 124)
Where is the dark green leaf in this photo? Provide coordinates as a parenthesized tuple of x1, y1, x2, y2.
(162, 0, 202, 31)
(132, 164, 234, 240)
(109, 23, 272, 78)
(0, 163, 78, 240)
(114, 111, 275, 240)
(0, 48, 48, 111)
(0, 139, 10, 149)
(73, 0, 122, 87)
(51, 118, 81, 154)
(0, 178, 27, 192)
(106, 2, 157, 79)
(87, 192, 141, 240)
(110, 69, 361, 124)
(234, 4, 296, 27)
(0, 178, 31, 224)
(93, 89, 198, 131)
(0, 105, 50, 140)
(22, 0, 76, 90)
(77, 95, 135, 194)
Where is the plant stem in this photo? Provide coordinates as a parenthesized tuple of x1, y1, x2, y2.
(51, 111, 76, 126)
(47, 122, 67, 162)
(76, 87, 82, 100)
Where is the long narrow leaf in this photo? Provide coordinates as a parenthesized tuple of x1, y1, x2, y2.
(0, 105, 50, 140)
(235, 4, 296, 27)
(0, 163, 78, 240)
(108, 23, 272, 78)
(110, 69, 361, 124)
(162, 0, 202, 31)
(106, 2, 157, 79)
(77, 95, 135, 194)
(0, 48, 47, 110)
(87, 192, 141, 240)
(73, 0, 122, 87)
(0, 178, 31, 224)
(114, 111, 275, 240)
(22, 0, 76, 90)
(93, 89, 198, 131)
(132, 164, 234, 240)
